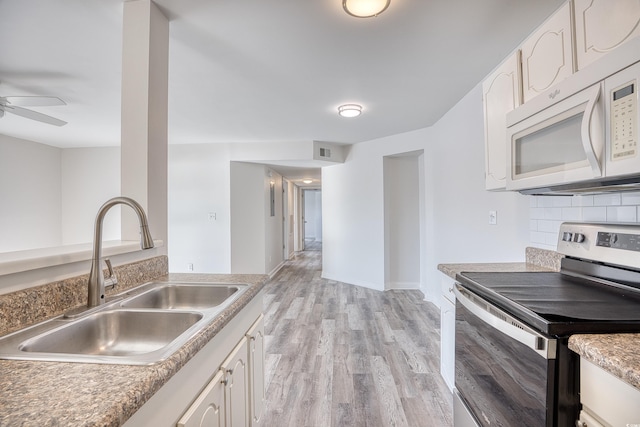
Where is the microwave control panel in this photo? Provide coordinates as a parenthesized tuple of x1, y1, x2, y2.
(610, 80, 637, 160)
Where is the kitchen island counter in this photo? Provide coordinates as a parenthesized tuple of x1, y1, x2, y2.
(0, 273, 267, 427)
(569, 333, 640, 391)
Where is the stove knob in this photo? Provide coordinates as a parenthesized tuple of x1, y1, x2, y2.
(611, 233, 618, 244)
(562, 232, 573, 242)
(573, 233, 585, 243)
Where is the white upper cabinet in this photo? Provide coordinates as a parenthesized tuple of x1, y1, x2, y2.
(574, 0, 640, 70)
(483, 53, 522, 190)
(521, 2, 575, 103)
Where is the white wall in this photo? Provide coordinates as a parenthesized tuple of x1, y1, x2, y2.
(230, 162, 265, 273)
(0, 134, 62, 252)
(265, 172, 284, 275)
(322, 83, 531, 302)
(314, 191, 322, 242)
(168, 144, 231, 273)
(61, 147, 121, 245)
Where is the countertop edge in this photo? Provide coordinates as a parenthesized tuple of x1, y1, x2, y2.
(569, 333, 640, 390)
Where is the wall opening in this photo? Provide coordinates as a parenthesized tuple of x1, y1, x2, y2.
(383, 151, 424, 290)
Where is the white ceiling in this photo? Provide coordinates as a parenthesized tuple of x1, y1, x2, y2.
(0, 0, 564, 178)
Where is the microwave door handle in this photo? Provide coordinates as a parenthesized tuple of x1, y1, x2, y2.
(581, 84, 603, 176)
(454, 284, 556, 360)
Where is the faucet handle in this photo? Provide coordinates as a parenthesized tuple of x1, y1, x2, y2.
(103, 258, 118, 290)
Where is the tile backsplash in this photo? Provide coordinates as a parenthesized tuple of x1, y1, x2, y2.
(529, 193, 640, 250)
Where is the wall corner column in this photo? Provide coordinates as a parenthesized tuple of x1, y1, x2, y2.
(120, 0, 168, 250)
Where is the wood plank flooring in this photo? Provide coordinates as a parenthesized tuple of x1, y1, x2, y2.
(262, 246, 453, 427)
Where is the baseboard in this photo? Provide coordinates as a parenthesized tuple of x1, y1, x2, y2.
(385, 281, 420, 290)
(268, 260, 286, 278)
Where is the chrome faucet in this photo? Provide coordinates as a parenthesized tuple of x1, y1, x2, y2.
(87, 197, 154, 307)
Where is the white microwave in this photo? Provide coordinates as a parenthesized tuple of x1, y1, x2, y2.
(506, 47, 640, 194)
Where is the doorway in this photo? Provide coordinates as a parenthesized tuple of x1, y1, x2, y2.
(302, 189, 322, 251)
(383, 151, 424, 290)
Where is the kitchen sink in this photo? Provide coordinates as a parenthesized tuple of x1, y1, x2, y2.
(20, 310, 203, 356)
(0, 281, 250, 365)
(121, 283, 239, 310)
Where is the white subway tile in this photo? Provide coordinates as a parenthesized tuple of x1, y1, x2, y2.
(582, 207, 607, 221)
(529, 196, 539, 208)
(606, 206, 637, 222)
(530, 208, 545, 220)
(537, 220, 554, 232)
(552, 196, 573, 207)
(530, 220, 538, 231)
(594, 194, 621, 206)
(544, 207, 562, 220)
(530, 231, 547, 244)
(561, 207, 582, 221)
(621, 192, 640, 205)
(544, 232, 559, 248)
(538, 197, 556, 208)
(572, 195, 594, 207)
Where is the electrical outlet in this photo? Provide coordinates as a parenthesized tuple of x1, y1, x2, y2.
(489, 210, 497, 225)
(187, 263, 194, 271)
(208, 212, 216, 221)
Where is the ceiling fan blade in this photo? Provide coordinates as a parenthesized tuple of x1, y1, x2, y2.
(4, 96, 66, 107)
(4, 105, 67, 126)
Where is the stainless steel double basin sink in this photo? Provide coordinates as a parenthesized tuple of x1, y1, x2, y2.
(0, 282, 249, 365)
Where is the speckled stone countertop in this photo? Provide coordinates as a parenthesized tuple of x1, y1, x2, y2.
(569, 334, 640, 390)
(437, 246, 561, 279)
(0, 273, 267, 427)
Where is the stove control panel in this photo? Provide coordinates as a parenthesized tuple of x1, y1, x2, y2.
(596, 232, 640, 252)
(558, 222, 640, 268)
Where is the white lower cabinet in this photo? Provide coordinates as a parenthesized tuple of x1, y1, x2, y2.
(246, 315, 265, 426)
(221, 338, 249, 427)
(177, 370, 226, 427)
(178, 320, 263, 427)
(578, 357, 640, 426)
(439, 275, 456, 392)
(123, 293, 264, 427)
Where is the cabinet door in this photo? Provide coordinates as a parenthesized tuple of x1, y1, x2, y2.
(439, 277, 456, 392)
(482, 52, 521, 190)
(177, 370, 226, 427)
(521, 2, 574, 103)
(222, 338, 249, 427)
(246, 315, 265, 426)
(575, 0, 640, 70)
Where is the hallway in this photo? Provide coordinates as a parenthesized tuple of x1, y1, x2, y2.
(261, 248, 453, 427)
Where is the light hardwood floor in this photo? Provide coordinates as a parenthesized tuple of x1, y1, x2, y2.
(262, 246, 453, 427)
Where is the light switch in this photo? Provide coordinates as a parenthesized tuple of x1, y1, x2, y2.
(208, 212, 216, 221)
(489, 210, 497, 225)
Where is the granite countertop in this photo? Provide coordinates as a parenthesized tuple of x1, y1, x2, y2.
(569, 334, 640, 390)
(437, 261, 554, 279)
(0, 273, 267, 427)
(437, 247, 562, 279)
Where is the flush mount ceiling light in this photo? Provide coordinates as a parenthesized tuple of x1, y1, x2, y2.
(338, 104, 362, 118)
(343, 0, 390, 18)
(303, 179, 313, 184)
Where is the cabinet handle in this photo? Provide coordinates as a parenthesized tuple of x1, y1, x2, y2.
(221, 379, 228, 386)
(227, 368, 233, 375)
(250, 336, 256, 341)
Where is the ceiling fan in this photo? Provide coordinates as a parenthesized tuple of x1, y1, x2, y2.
(0, 95, 67, 126)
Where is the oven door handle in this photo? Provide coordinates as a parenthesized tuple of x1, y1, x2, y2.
(454, 284, 557, 360)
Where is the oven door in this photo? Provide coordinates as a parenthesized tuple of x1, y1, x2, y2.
(453, 284, 557, 427)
